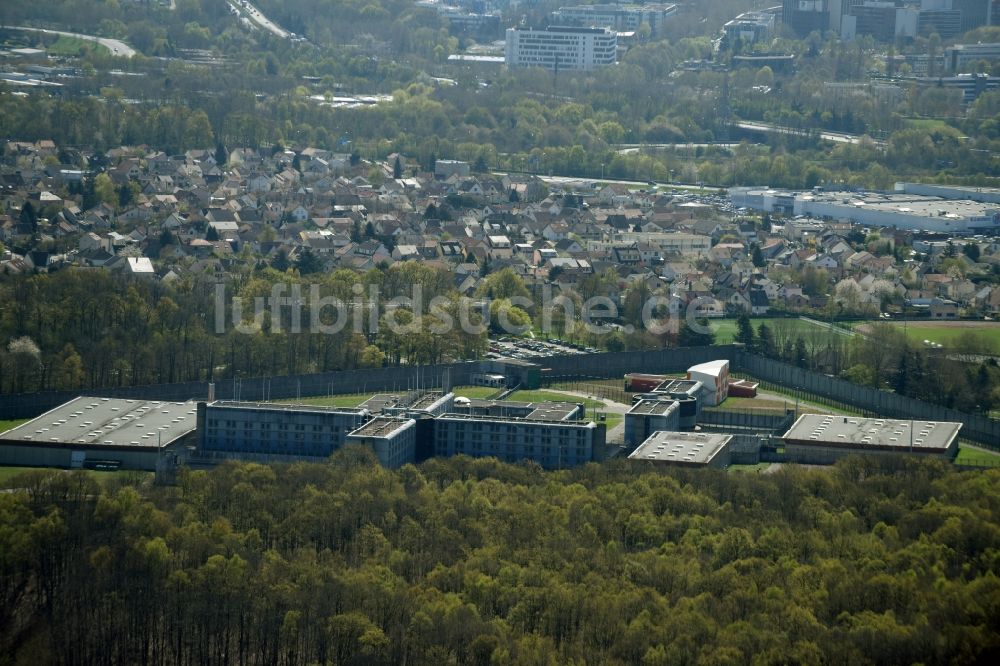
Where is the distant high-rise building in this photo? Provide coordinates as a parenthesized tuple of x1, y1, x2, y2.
(549, 4, 678, 38)
(782, 0, 832, 37)
(505, 26, 618, 72)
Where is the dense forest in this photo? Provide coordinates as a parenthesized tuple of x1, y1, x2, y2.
(3, 268, 999, 417)
(1, 453, 998, 664)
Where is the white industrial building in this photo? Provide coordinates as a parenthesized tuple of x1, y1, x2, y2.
(628, 431, 733, 468)
(730, 186, 1000, 234)
(782, 414, 961, 464)
(0, 397, 199, 470)
(505, 26, 617, 72)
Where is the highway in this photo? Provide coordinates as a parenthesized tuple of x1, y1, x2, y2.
(3, 26, 136, 57)
(230, 1, 291, 39)
(733, 120, 885, 147)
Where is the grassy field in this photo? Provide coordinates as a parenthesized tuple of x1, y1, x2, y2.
(729, 462, 773, 473)
(878, 321, 1000, 350)
(599, 413, 623, 431)
(452, 386, 505, 399)
(47, 35, 108, 56)
(279, 394, 377, 408)
(506, 390, 606, 409)
(711, 317, 852, 344)
(0, 418, 29, 434)
(955, 444, 1000, 466)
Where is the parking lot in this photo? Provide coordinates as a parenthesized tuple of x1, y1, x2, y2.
(485, 337, 599, 360)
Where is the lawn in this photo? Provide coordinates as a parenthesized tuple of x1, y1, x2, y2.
(716, 396, 793, 412)
(710, 317, 853, 345)
(955, 444, 1000, 466)
(47, 35, 108, 56)
(452, 386, 505, 399)
(880, 321, 1000, 350)
(279, 394, 377, 408)
(0, 418, 29, 434)
(598, 412, 623, 431)
(729, 462, 773, 473)
(506, 390, 606, 409)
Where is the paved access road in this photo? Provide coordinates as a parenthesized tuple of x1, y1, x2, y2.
(4, 26, 136, 57)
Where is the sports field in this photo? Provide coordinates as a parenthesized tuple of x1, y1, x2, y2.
(880, 320, 1000, 351)
(711, 317, 854, 344)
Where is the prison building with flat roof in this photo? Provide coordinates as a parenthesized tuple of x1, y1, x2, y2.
(625, 399, 679, 448)
(199, 401, 371, 462)
(433, 413, 603, 469)
(781, 414, 961, 464)
(345, 416, 417, 468)
(628, 431, 733, 468)
(450, 399, 583, 422)
(0, 396, 199, 470)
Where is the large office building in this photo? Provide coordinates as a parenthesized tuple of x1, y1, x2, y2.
(505, 26, 617, 72)
(433, 413, 604, 469)
(722, 11, 777, 48)
(782, 0, 833, 37)
(945, 42, 1000, 72)
(628, 431, 733, 468)
(549, 4, 678, 38)
(0, 397, 199, 470)
(782, 414, 961, 464)
(345, 417, 417, 468)
(841, 3, 919, 41)
(199, 401, 371, 462)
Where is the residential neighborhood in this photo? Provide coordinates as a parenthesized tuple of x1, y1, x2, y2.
(3, 140, 999, 325)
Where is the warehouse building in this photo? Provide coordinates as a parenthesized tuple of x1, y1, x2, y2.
(628, 431, 733, 468)
(782, 414, 961, 464)
(625, 400, 679, 448)
(345, 417, 417, 468)
(198, 401, 371, 462)
(433, 413, 603, 469)
(0, 397, 199, 470)
(729, 186, 1000, 234)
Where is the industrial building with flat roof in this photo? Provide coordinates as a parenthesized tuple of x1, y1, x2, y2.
(0, 396, 199, 470)
(628, 431, 733, 468)
(433, 413, 603, 469)
(199, 401, 371, 462)
(730, 186, 1000, 234)
(782, 414, 962, 464)
(345, 417, 417, 468)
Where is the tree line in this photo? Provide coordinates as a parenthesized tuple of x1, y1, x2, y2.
(1, 453, 998, 664)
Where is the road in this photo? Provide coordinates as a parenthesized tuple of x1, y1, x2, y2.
(734, 120, 885, 147)
(3, 26, 136, 57)
(230, 1, 290, 39)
